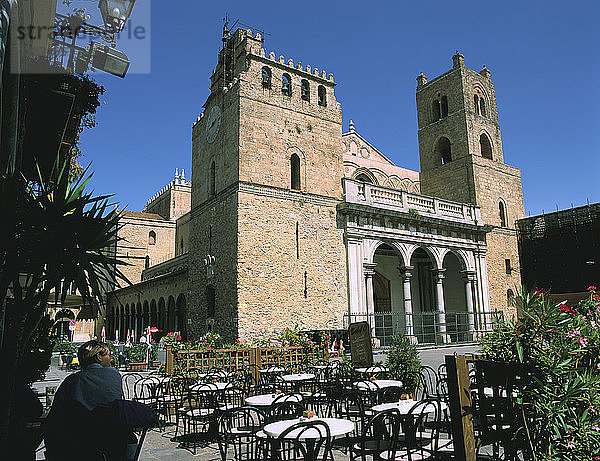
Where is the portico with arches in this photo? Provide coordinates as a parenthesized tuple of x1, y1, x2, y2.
(340, 178, 492, 345)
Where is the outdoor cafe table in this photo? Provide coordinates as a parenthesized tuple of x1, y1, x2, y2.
(371, 399, 448, 414)
(355, 365, 389, 374)
(281, 373, 315, 382)
(259, 367, 286, 373)
(263, 417, 355, 439)
(355, 379, 403, 391)
(190, 382, 230, 392)
(244, 393, 300, 407)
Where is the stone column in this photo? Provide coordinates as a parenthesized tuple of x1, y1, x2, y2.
(433, 268, 448, 343)
(346, 237, 364, 319)
(363, 263, 377, 338)
(398, 265, 416, 342)
(474, 249, 491, 330)
(461, 270, 477, 339)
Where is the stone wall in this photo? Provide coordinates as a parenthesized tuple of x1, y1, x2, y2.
(187, 190, 239, 342)
(236, 188, 348, 342)
(116, 213, 176, 286)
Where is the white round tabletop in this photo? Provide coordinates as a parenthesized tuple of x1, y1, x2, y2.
(259, 367, 286, 373)
(371, 400, 448, 414)
(244, 394, 278, 407)
(355, 366, 389, 373)
(190, 382, 229, 392)
(282, 373, 315, 382)
(356, 379, 403, 390)
(263, 417, 354, 439)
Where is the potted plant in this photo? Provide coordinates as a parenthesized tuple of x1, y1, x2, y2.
(385, 333, 421, 397)
(124, 343, 157, 371)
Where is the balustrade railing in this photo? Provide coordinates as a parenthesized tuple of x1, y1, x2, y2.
(343, 311, 502, 347)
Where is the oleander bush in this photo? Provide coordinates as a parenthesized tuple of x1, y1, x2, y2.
(480, 287, 600, 460)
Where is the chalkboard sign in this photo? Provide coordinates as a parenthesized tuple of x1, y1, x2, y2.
(349, 322, 373, 367)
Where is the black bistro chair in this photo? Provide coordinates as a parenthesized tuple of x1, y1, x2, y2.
(217, 406, 266, 461)
(273, 420, 332, 461)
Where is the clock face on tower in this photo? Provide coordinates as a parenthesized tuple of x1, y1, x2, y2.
(205, 105, 221, 144)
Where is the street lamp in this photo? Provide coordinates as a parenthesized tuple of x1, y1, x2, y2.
(91, 43, 130, 78)
(98, 0, 137, 32)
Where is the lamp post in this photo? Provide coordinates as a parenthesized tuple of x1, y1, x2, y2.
(53, 0, 136, 76)
(98, 0, 137, 32)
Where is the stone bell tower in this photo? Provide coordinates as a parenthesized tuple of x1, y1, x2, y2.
(415, 52, 525, 315)
(188, 24, 348, 341)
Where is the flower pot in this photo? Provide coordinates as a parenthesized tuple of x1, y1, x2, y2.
(128, 362, 147, 371)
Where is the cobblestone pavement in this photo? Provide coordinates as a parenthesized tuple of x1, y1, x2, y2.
(33, 344, 481, 460)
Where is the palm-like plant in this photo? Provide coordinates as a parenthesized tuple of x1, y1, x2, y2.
(0, 156, 129, 450)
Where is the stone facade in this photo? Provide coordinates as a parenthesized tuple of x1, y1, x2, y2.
(105, 30, 525, 343)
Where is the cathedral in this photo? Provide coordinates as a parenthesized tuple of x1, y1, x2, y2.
(105, 26, 524, 345)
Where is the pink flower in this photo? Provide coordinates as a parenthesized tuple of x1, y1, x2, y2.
(579, 337, 588, 347)
(567, 441, 575, 449)
(588, 286, 597, 292)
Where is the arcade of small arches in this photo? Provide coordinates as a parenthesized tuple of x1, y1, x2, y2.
(105, 293, 188, 341)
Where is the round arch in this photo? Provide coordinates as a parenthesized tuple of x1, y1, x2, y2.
(150, 299, 157, 328)
(352, 167, 378, 185)
(158, 297, 166, 333)
(406, 245, 443, 270)
(176, 294, 187, 341)
(167, 296, 176, 332)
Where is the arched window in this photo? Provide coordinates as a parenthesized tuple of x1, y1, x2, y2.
(145, 255, 150, 269)
(206, 285, 215, 318)
(435, 137, 452, 164)
(507, 289, 514, 306)
(318, 85, 326, 106)
(148, 230, 156, 245)
(499, 201, 507, 227)
(282, 73, 291, 96)
(290, 154, 301, 190)
(355, 173, 373, 183)
(209, 161, 216, 196)
(474, 94, 480, 114)
(480, 133, 493, 159)
(480, 98, 486, 116)
(300, 79, 310, 101)
(432, 99, 441, 121)
(261, 66, 271, 88)
(441, 96, 448, 117)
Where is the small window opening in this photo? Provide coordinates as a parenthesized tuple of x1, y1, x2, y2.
(145, 255, 150, 269)
(441, 96, 448, 118)
(474, 94, 480, 114)
(148, 230, 156, 245)
(505, 259, 512, 275)
(301, 79, 310, 101)
(318, 85, 326, 106)
(209, 161, 216, 196)
(291, 154, 301, 190)
(480, 133, 493, 159)
(261, 66, 271, 88)
(432, 99, 441, 121)
(282, 74, 291, 96)
(304, 271, 308, 298)
(507, 289, 514, 306)
(436, 137, 452, 165)
(480, 98, 486, 116)
(180, 238, 184, 254)
(499, 201, 507, 227)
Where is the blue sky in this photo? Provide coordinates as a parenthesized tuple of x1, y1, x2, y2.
(63, 0, 600, 216)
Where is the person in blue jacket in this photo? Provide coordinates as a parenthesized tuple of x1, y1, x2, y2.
(45, 340, 138, 460)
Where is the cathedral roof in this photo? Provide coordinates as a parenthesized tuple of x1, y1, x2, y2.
(119, 210, 166, 221)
